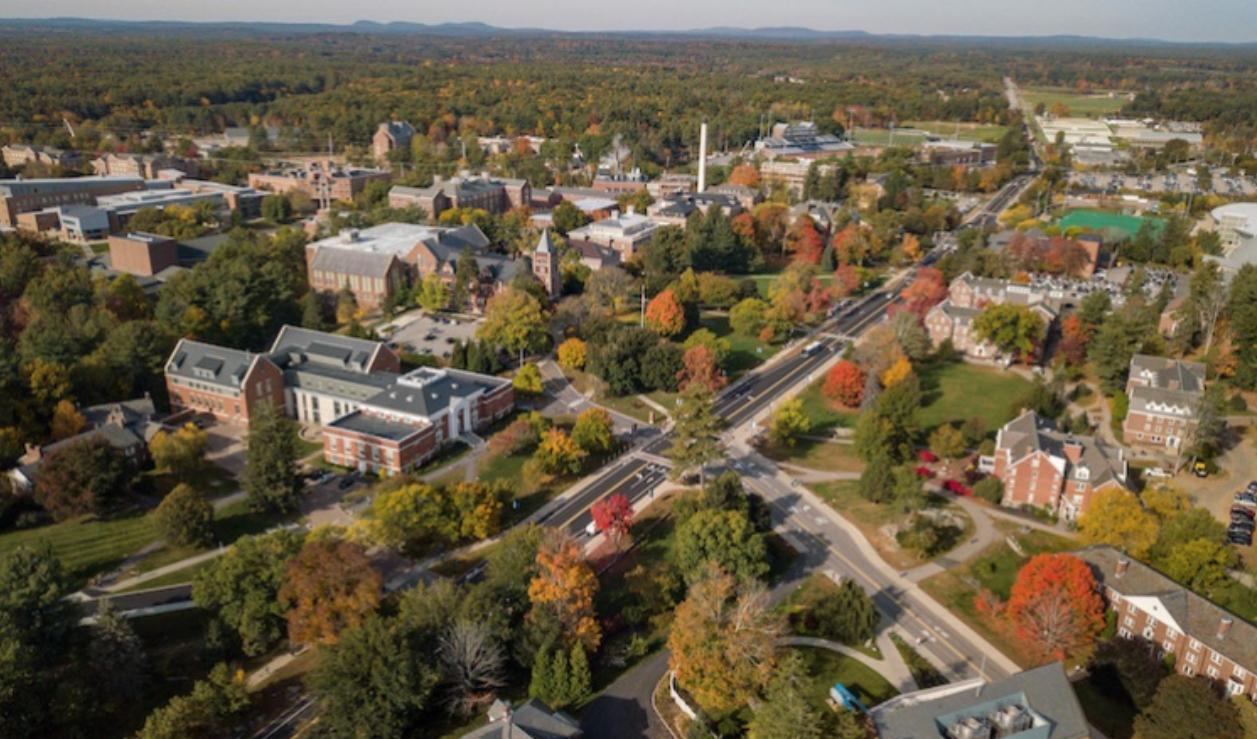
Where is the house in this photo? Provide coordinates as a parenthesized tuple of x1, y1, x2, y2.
(388, 173, 530, 218)
(871, 662, 1090, 739)
(372, 121, 416, 162)
(322, 367, 514, 477)
(1075, 545, 1257, 699)
(992, 411, 1130, 520)
(460, 698, 583, 739)
(566, 208, 659, 261)
(1122, 355, 1206, 453)
(9, 397, 162, 493)
(925, 272, 1059, 362)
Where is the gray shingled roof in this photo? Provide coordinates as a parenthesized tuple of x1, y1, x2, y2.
(997, 411, 1129, 490)
(1129, 354, 1205, 394)
(872, 662, 1089, 739)
(269, 326, 384, 373)
(166, 339, 258, 389)
(309, 246, 399, 279)
(1127, 385, 1199, 419)
(461, 699, 582, 739)
(1074, 545, 1257, 676)
(363, 368, 506, 420)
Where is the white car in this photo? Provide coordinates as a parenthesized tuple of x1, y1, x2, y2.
(1145, 468, 1171, 479)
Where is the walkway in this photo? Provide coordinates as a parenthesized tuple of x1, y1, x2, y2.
(537, 359, 648, 434)
(782, 635, 919, 694)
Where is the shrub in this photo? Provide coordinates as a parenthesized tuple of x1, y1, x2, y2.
(974, 477, 1005, 505)
(1229, 393, 1248, 412)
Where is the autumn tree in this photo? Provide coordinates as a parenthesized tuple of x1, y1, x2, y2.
(668, 566, 784, 715)
(672, 508, 769, 585)
(644, 288, 686, 337)
(974, 303, 1045, 361)
(591, 493, 634, 549)
(49, 400, 85, 441)
(822, 360, 866, 407)
(929, 424, 967, 461)
(279, 538, 383, 648)
(149, 423, 209, 482)
(557, 337, 587, 369)
(728, 164, 762, 188)
(513, 363, 544, 395)
(770, 398, 811, 448)
(336, 285, 360, 324)
(156, 483, 214, 548)
(527, 530, 601, 652)
(135, 663, 250, 739)
(900, 267, 948, 317)
(479, 287, 548, 363)
(571, 408, 615, 456)
(1006, 553, 1105, 659)
(730, 297, 770, 337)
(417, 272, 450, 312)
(678, 344, 727, 393)
(192, 529, 304, 656)
(786, 218, 825, 265)
(832, 263, 861, 299)
(1058, 314, 1093, 368)
(880, 355, 914, 388)
(536, 427, 586, 475)
(1077, 488, 1160, 559)
(33, 436, 134, 520)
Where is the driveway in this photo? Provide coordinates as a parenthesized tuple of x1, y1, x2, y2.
(1182, 423, 1257, 563)
(581, 652, 672, 739)
(204, 421, 248, 475)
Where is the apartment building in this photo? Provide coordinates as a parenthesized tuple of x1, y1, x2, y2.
(0, 175, 145, 227)
(924, 272, 1059, 361)
(388, 173, 530, 219)
(991, 411, 1130, 520)
(1123, 354, 1206, 453)
(1076, 546, 1257, 699)
(322, 367, 514, 476)
(372, 121, 416, 162)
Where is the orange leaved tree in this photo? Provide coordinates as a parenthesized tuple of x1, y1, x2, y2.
(527, 530, 602, 652)
(1005, 553, 1105, 660)
(644, 288, 686, 337)
(822, 360, 866, 408)
(279, 538, 382, 647)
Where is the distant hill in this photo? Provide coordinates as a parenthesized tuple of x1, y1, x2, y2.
(0, 17, 1250, 47)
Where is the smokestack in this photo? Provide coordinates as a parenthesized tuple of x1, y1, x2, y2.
(698, 119, 708, 193)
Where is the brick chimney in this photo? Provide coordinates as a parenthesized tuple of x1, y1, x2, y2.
(1063, 438, 1084, 464)
(1219, 617, 1234, 639)
(1116, 559, 1129, 578)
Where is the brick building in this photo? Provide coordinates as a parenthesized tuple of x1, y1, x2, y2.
(591, 169, 648, 195)
(108, 232, 179, 277)
(646, 192, 742, 227)
(248, 163, 390, 203)
(0, 175, 145, 228)
(388, 173, 530, 219)
(322, 367, 514, 476)
(91, 153, 198, 179)
(2, 144, 82, 170)
(925, 272, 1059, 362)
(1123, 354, 1206, 453)
(164, 340, 287, 426)
(991, 411, 1130, 520)
(267, 326, 402, 426)
(308, 246, 408, 311)
(1076, 546, 1257, 698)
(372, 121, 416, 162)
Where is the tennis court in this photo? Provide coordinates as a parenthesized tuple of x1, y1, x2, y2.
(1056, 210, 1161, 239)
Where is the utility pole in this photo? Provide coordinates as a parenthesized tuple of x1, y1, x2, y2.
(640, 284, 646, 327)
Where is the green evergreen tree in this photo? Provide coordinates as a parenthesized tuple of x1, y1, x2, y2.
(242, 403, 301, 513)
(567, 645, 592, 707)
(529, 646, 556, 702)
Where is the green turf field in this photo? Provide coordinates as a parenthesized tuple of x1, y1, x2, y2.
(1056, 210, 1162, 239)
(900, 121, 1011, 143)
(851, 128, 928, 147)
(1021, 88, 1128, 118)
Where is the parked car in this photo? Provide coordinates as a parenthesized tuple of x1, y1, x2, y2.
(943, 479, 972, 496)
(1193, 461, 1209, 478)
(1235, 492, 1257, 508)
(1232, 506, 1256, 520)
(338, 475, 357, 490)
(1229, 530, 1254, 546)
(1247, 481, 1257, 495)
(1145, 468, 1171, 479)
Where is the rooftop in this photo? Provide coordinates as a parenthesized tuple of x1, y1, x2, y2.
(326, 410, 426, 441)
(306, 222, 490, 259)
(166, 339, 260, 388)
(997, 411, 1128, 490)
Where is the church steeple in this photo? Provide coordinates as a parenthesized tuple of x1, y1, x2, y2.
(532, 229, 561, 299)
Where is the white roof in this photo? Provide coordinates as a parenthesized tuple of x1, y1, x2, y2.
(307, 222, 463, 257)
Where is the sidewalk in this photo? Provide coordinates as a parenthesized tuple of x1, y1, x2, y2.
(782, 634, 919, 694)
(96, 547, 227, 594)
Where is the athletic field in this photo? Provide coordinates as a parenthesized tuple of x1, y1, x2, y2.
(1056, 210, 1161, 238)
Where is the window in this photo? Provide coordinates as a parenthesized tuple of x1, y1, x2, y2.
(1213, 652, 1224, 665)
(1127, 602, 1137, 614)
(1184, 666, 1195, 677)
(1124, 616, 1135, 628)
(1190, 638, 1201, 651)
(1143, 628, 1155, 640)
(1209, 667, 1220, 678)
(1163, 641, 1174, 653)
(1187, 653, 1198, 664)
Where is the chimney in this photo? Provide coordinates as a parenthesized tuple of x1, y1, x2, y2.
(23, 443, 42, 462)
(1063, 439, 1083, 464)
(1116, 559, 1129, 578)
(698, 119, 709, 193)
(627, 204, 635, 216)
(1219, 617, 1234, 639)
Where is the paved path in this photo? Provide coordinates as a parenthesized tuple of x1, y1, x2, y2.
(782, 635, 918, 694)
(95, 547, 227, 594)
(901, 494, 1000, 583)
(538, 359, 649, 434)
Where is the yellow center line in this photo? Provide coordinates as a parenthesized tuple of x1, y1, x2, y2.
(755, 484, 991, 680)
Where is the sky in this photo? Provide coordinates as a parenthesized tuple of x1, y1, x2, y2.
(0, 0, 1255, 43)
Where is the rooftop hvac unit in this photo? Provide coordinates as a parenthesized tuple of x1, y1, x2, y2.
(992, 704, 1032, 735)
(948, 716, 992, 739)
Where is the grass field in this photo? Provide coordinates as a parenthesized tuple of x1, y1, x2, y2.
(900, 121, 1012, 143)
(917, 361, 1034, 437)
(0, 510, 158, 587)
(700, 313, 780, 378)
(1056, 209, 1163, 239)
(1021, 88, 1129, 118)
(761, 438, 864, 474)
(794, 378, 861, 434)
(919, 522, 1079, 668)
(850, 128, 929, 147)
(781, 573, 884, 658)
(810, 482, 971, 569)
(792, 646, 899, 710)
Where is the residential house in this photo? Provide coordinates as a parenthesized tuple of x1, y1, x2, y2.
(388, 173, 530, 219)
(566, 208, 659, 261)
(8, 397, 162, 493)
(460, 698, 583, 739)
(871, 662, 1091, 739)
(322, 367, 514, 477)
(924, 272, 1059, 362)
(991, 411, 1130, 520)
(1076, 545, 1257, 699)
(1123, 354, 1206, 453)
(372, 121, 416, 162)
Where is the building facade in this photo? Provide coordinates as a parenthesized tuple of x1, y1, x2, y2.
(388, 174, 530, 219)
(108, 232, 179, 277)
(0, 176, 145, 228)
(1076, 546, 1257, 699)
(373, 121, 416, 162)
(925, 272, 1059, 362)
(248, 163, 390, 203)
(1123, 354, 1206, 453)
(2, 144, 82, 170)
(991, 411, 1130, 520)
(91, 153, 198, 179)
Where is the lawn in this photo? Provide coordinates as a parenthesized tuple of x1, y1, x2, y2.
(917, 361, 1034, 437)
(810, 482, 971, 570)
(850, 128, 929, 147)
(900, 121, 1012, 144)
(1021, 88, 1128, 118)
(780, 573, 884, 659)
(563, 368, 658, 424)
(791, 646, 898, 711)
(699, 313, 779, 378)
(0, 509, 158, 587)
(919, 522, 1080, 668)
(760, 438, 864, 474)
(749, 272, 834, 299)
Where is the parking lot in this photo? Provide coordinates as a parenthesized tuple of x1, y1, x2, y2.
(1017, 267, 1185, 310)
(1067, 168, 1257, 199)
(386, 311, 482, 360)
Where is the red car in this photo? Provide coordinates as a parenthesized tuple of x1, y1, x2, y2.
(943, 479, 972, 496)
(918, 450, 938, 463)
(914, 467, 936, 479)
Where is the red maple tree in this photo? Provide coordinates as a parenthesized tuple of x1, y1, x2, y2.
(1059, 314, 1093, 368)
(591, 493, 634, 549)
(900, 267, 948, 317)
(786, 219, 825, 265)
(644, 289, 686, 336)
(1005, 553, 1105, 660)
(821, 360, 866, 408)
(678, 344, 728, 393)
(832, 263, 861, 298)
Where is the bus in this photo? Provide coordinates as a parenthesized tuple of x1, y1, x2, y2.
(803, 341, 824, 357)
